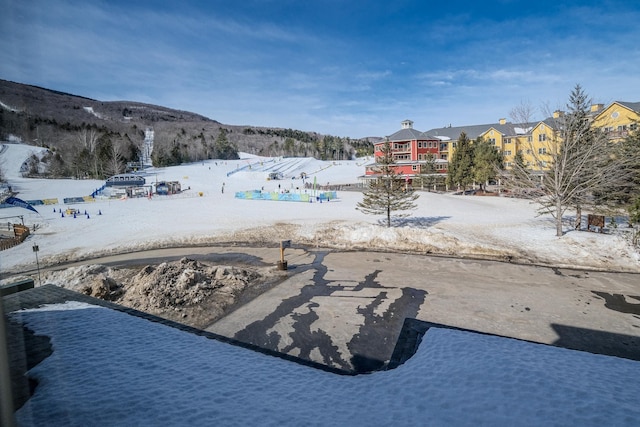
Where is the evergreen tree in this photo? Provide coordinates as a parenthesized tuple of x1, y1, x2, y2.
(629, 198, 640, 246)
(542, 85, 626, 235)
(214, 129, 240, 160)
(512, 150, 527, 176)
(597, 128, 640, 215)
(623, 131, 640, 221)
(356, 140, 419, 227)
(417, 152, 437, 191)
(446, 132, 474, 191)
(505, 85, 628, 236)
(283, 137, 296, 156)
(503, 149, 531, 194)
(170, 141, 183, 165)
(472, 137, 503, 192)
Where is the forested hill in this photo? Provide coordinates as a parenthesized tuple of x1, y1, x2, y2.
(0, 79, 376, 179)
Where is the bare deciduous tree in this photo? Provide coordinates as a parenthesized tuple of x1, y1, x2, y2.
(75, 128, 101, 177)
(509, 100, 536, 131)
(106, 139, 125, 176)
(505, 85, 630, 236)
(76, 128, 100, 154)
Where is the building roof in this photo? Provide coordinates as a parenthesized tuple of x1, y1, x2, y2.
(8, 285, 640, 426)
(616, 101, 640, 113)
(425, 121, 540, 140)
(386, 127, 426, 141)
(388, 99, 640, 143)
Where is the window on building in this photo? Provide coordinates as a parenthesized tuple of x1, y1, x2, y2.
(503, 150, 512, 156)
(630, 123, 638, 131)
(452, 142, 457, 148)
(441, 154, 447, 160)
(504, 138, 512, 144)
(538, 147, 546, 155)
(412, 165, 418, 171)
(488, 138, 496, 145)
(538, 134, 546, 142)
(527, 136, 533, 142)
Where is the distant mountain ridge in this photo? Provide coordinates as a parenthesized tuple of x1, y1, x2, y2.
(0, 79, 216, 126)
(0, 79, 375, 179)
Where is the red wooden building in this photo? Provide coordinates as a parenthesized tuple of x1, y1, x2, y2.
(364, 120, 448, 182)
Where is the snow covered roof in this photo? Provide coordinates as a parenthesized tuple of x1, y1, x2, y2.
(426, 121, 540, 140)
(513, 126, 533, 134)
(9, 292, 640, 426)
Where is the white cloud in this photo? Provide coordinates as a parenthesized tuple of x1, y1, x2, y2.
(2, 0, 640, 139)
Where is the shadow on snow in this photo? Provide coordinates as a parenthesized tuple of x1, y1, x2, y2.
(377, 216, 451, 228)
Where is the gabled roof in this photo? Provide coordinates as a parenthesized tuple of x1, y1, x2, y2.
(538, 118, 558, 129)
(613, 101, 640, 113)
(425, 121, 538, 141)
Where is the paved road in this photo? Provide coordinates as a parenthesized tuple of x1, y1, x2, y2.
(204, 247, 640, 372)
(17, 245, 640, 373)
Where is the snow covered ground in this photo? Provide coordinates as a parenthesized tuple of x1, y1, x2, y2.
(10, 301, 640, 426)
(4, 142, 640, 426)
(1, 142, 638, 276)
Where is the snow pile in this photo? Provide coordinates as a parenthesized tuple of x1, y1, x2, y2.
(41, 264, 123, 301)
(12, 301, 640, 426)
(38, 258, 277, 329)
(119, 258, 266, 327)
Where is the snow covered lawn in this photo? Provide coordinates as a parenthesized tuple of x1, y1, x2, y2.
(1, 142, 638, 275)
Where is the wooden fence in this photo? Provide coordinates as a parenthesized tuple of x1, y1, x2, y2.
(0, 224, 30, 251)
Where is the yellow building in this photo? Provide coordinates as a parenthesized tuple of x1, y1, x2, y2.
(592, 101, 640, 142)
(425, 100, 639, 173)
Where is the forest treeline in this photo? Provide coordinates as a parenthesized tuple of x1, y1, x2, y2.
(0, 80, 374, 180)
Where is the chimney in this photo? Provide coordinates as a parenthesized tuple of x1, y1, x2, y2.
(499, 118, 506, 125)
(553, 110, 564, 118)
(590, 104, 604, 113)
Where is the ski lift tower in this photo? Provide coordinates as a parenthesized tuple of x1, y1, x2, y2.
(142, 127, 154, 167)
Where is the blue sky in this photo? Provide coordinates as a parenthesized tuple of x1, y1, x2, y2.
(1, 0, 640, 138)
